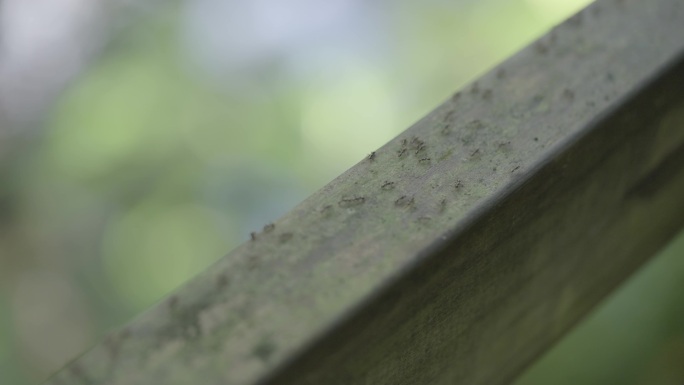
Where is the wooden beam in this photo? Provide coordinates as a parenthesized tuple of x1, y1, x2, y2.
(47, 0, 684, 384)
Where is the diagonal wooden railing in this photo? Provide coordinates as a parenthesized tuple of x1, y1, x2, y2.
(46, 0, 684, 384)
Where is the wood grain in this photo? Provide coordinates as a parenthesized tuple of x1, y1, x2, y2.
(46, 0, 684, 384)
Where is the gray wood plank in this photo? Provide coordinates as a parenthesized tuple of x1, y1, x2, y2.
(46, 0, 684, 384)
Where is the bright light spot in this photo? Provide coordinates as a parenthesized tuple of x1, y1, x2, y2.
(299, 62, 397, 171)
(525, 0, 594, 20)
(102, 204, 235, 307)
(0, 0, 102, 123)
(182, 0, 361, 73)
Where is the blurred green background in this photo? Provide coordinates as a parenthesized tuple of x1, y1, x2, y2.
(0, 0, 682, 384)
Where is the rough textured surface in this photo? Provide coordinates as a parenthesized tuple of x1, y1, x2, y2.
(46, 0, 684, 384)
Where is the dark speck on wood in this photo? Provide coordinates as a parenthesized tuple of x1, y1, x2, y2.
(535, 41, 548, 54)
(168, 296, 179, 311)
(216, 274, 229, 289)
(482, 89, 493, 100)
(339, 197, 366, 208)
(441, 125, 451, 135)
(279, 233, 294, 243)
(253, 340, 276, 363)
(439, 199, 447, 213)
(395, 195, 414, 208)
(320, 204, 333, 216)
(467, 120, 484, 130)
(409, 137, 425, 150)
(569, 11, 583, 26)
(563, 89, 575, 100)
(247, 255, 260, 270)
(417, 216, 432, 224)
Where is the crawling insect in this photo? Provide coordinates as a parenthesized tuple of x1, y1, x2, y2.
(409, 137, 425, 150)
(368, 151, 376, 161)
(439, 198, 447, 213)
(395, 195, 414, 207)
(339, 196, 366, 208)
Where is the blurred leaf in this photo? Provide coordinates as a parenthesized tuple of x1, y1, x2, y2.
(102, 203, 235, 308)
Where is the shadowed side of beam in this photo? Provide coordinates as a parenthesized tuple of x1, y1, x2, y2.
(260, 53, 684, 385)
(46, 0, 684, 384)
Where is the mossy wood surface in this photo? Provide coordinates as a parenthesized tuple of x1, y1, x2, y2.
(47, 0, 684, 384)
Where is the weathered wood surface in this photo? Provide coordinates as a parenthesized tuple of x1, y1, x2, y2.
(47, 0, 684, 384)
